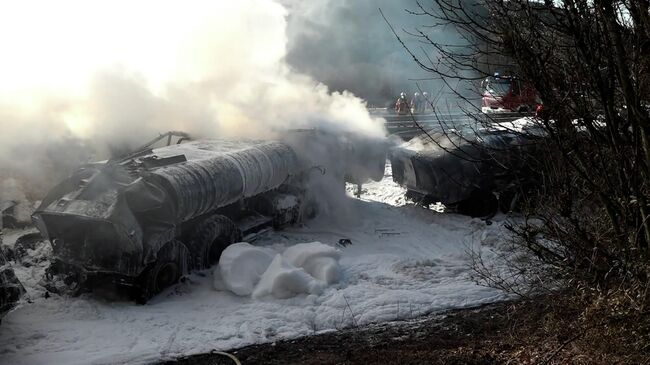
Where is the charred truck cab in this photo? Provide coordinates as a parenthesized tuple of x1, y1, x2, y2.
(33, 131, 386, 302)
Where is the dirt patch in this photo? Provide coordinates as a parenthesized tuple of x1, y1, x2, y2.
(163, 294, 650, 365)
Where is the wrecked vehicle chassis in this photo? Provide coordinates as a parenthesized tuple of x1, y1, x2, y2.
(33, 138, 310, 302)
(33, 132, 386, 302)
(390, 127, 541, 217)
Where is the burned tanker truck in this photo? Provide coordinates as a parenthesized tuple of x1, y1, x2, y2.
(390, 122, 543, 218)
(33, 131, 385, 302)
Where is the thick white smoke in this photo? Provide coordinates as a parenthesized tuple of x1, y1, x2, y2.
(0, 0, 386, 199)
(280, 0, 469, 107)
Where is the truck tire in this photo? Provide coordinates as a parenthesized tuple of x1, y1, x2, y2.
(187, 215, 242, 270)
(498, 190, 520, 214)
(406, 190, 436, 206)
(137, 239, 189, 304)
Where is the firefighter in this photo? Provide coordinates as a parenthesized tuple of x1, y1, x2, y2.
(422, 92, 431, 113)
(411, 92, 425, 114)
(395, 92, 409, 115)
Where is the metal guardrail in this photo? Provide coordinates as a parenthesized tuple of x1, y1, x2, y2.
(372, 110, 535, 140)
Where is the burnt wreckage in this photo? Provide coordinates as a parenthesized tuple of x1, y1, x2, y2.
(1, 207, 28, 320)
(0, 245, 25, 321)
(33, 131, 385, 302)
(390, 122, 542, 217)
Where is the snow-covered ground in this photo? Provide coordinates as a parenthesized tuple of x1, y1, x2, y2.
(0, 163, 510, 365)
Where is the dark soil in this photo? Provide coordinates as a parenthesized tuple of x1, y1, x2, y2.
(163, 295, 650, 365)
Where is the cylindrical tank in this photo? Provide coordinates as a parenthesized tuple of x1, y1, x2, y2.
(146, 141, 299, 222)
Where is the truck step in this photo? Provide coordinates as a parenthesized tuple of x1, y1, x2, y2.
(236, 212, 273, 239)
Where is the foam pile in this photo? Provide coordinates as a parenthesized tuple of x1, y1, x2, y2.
(252, 255, 325, 299)
(213, 242, 275, 296)
(213, 241, 342, 299)
(283, 242, 341, 284)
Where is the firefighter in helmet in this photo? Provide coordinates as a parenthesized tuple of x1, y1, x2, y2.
(422, 92, 431, 113)
(411, 92, 425, 114)
(395, 92, 409, 115)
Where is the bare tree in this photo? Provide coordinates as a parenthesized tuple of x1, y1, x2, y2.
(394, 0, 650, 311)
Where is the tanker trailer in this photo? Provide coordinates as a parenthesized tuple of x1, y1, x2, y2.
(390, 123, 542, 218)
(32, 131, 387, 302)
(32, 134, 308, 302)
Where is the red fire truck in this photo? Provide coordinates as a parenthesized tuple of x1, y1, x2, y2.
(481, 73, 540, 113)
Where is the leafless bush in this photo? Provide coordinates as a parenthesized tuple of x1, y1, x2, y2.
(393, 0, 650, 313)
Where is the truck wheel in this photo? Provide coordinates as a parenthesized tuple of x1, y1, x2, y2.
(498, 190, 520, 213)
(137, 239, 189, 304)
(188, 215, 242, 270)
(456, 190, 498, 218)
(406, 190, 436, 206)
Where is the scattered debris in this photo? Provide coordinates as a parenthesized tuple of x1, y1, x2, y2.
(1, 201, 34, 229)
(0, 239, 25, 321)
(1, 179, 37, 229)
(13, 232, 43, 260)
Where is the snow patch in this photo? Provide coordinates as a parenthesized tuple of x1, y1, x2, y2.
(0, 162, 512, 365)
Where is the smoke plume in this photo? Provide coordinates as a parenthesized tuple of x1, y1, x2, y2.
(0, 0, 387, 199)
(280, 0, 468, 107)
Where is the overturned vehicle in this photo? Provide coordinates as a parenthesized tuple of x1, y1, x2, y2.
(390, 120, 543, 217)
(33, 131, 385, 302)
